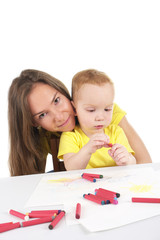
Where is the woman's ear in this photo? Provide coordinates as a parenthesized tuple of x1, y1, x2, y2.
(71, 101, 77, 116)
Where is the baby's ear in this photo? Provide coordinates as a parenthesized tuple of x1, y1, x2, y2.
(71, 101, 77, 116)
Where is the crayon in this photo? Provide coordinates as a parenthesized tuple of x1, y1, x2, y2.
(8, 209, 29, 221)
(30, 210, 61, 215)
(132, 197, 160, 203)
(81, 174, 96, 182)
(0, 222, 21, 233)
(48, 211, 65, 230)
(83, 194, 105, 205)
(75, 203, 81, 219)
(0, 222, 13, 227)
(21, 215, 55, 227)
(96, 188, 120, 198)
(95, 189, 117, 198)
(27, 212, 57, 218)
(82, 173, 103, 179)
(108, 143, 113, 147)
(95, 193, 118, 204)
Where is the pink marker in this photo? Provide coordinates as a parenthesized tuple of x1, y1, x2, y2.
(27, 212, 57, 218)
(108, 143, 113, 147)
(82, 173, 103, 179)
(132, 197, 160, 203)
(0, 222, 13, 228)
(75, 203, 81, 219)
(81, 174, 96, 182)
(48, 211, 65, 229)
(96, 188, 120, 198)
(0, 222, 21, 233)
(83, 194, 105, 205)
(30, 210, 61, 215)
(21, 215, 55, 227)
(8, 209, 29, 221)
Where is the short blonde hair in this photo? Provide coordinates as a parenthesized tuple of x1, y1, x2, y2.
(72, 69, 113, 101)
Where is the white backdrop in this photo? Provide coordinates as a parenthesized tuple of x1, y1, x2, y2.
(0, 0, 160, 177)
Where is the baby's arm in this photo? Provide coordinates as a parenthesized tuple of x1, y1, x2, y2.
(108, 143, 136, 165)
(63, 133, 110, 170)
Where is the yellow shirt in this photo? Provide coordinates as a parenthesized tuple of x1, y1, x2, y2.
(58, 124, 134, 169)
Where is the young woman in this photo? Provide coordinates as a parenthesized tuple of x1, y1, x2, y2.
(8, 69, 152, 176)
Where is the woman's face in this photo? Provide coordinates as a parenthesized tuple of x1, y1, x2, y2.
(27, 83, 76, 132)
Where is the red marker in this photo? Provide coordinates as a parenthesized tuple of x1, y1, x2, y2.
(96, 188, 120, 198)
(83, 194, 105, 205)
(27, 212, 57, 218)
(75, 203, 81, 219)
(30, 210, 61, 215)
(132, 197, 160, 203)
(8, 209, 29, 221)
(95, 189, 117, 198)
(0, 222, 21, 233)
(0, 222, 13, 228)
(21, 215, 55, 227)
(82, 173, 103, 179)
(108, 143, 113, 147)
(48, 211, 65, 229)
(81, 174, 96, 182)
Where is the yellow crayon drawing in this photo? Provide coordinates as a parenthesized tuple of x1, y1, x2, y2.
(129, 184, 152, 193)
(48, 177, 81, 184)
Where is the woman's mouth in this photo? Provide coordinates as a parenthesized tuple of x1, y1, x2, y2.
(58, 116, 70, 128)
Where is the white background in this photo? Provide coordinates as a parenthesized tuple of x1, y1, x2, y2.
(0, 0, 160, 178)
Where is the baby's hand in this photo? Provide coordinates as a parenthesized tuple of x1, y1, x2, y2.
(108, 143, 136, 165)
(85, 133, 110, 154)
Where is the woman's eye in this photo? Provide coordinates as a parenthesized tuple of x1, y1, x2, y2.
(54, 97, 60, 104)
(39, 113, 47, 119)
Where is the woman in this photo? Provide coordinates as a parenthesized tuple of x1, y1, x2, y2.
(8, 69, 152, 176)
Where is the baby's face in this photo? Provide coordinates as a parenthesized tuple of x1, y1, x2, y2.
(73, 83, 114, 137)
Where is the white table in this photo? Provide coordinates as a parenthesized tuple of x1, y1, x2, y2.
(0, 163, 160, 240)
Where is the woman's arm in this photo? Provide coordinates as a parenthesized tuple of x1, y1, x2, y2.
(119, 116, 152, 164)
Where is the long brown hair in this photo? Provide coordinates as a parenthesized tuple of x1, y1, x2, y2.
(8, 69, 71, 176)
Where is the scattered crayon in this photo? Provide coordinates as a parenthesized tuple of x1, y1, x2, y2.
(132, 197, 160, 203)
(75, 203, 81, 219)
(27, 212, 57, 218)
(83, 194, 105, 205)
(48, 211, 65, 230)
(21, 215, 55, 227)
(0, 222, 21, 233)
(82, 173, 103, 179)
(8, 209, 29, 221)
(81, 174, 96, 182)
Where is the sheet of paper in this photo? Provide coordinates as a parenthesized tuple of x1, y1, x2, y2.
(25, 166, 160, 232)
